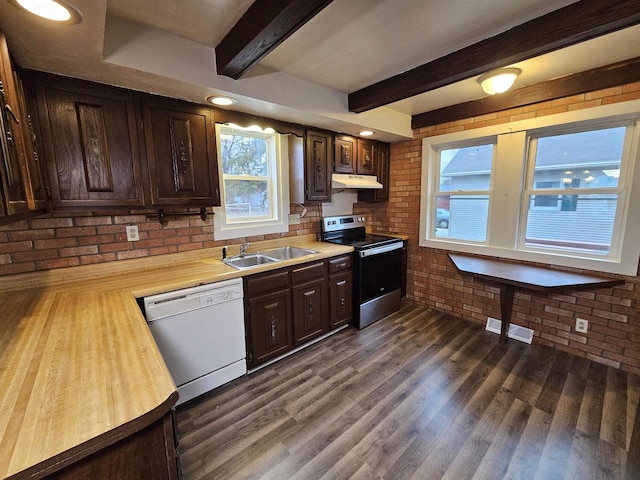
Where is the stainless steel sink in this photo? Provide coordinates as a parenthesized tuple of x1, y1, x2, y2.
(223, 253, 279, 270)
(257, 246, 317, 260)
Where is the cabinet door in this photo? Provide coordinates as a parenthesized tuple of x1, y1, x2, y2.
(247, 289, 292, 367)
(16, 73, 46, 210)
(375, 142, 390, 201)
(305, 130, 331, 202)
(330, 272, 352, 328)
(292, 278, 328, 345)
(334, 135, 355, 173)
(358, 141, 390, 203)
(0, 32, 28, 216)
(35, 78, 145, 209)
(143, 99, 220, 207)
(356, 138, 375, 175)
(0, 86, 27, 216)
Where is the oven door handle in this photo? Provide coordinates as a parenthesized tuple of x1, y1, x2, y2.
(359, 242, 403, 257)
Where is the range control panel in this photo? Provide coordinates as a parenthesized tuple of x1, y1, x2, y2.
(322, 215, 367, 233)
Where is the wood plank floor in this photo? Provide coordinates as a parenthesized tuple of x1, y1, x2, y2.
(176, 302, 640, 480)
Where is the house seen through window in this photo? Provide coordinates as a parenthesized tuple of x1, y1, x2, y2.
(524, 127, 624, 254)
(420, 102, 640, 275)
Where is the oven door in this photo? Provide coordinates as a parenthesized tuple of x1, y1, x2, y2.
(355, 243, 402, 304)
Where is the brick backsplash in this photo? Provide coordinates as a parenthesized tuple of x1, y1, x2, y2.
(0, 204, 323, 276)
(362, 81, 640, 375)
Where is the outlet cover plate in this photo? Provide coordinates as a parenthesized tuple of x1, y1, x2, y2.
(126, 225, 139, 242)
(288, 213, 301, 225)
(575, 318, 589, 334)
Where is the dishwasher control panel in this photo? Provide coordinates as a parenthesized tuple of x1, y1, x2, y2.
(199, 287, 242, 307)
(144, 278, 243, 321)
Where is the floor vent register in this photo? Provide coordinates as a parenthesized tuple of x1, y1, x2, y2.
(485, 317, 534, 344)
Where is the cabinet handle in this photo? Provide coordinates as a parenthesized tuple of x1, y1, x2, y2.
(270, 316, 277, 341)
(178, 141, 189, 174)
(340, 296, 345, 307)
(5, 104, 19, 124)
(308, 298, 313, 315)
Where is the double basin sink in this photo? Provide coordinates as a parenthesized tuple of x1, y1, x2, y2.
(223, 246, 318, 270)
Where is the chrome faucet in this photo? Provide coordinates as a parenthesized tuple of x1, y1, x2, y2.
(240, 242, 250, 256)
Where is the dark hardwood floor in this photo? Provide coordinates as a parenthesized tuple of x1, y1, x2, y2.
(176, 302, 640, 480)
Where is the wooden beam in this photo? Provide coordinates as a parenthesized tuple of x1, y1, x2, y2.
(215, 0, 333, 79)
(411, 57, 640, 130)
(348, 0, 640, 113)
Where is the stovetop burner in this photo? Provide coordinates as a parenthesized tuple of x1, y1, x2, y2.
(326, 234, 401, 249)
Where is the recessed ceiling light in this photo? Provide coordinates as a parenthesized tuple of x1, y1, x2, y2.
(11, 0, 82, 24)
(359, 130, 374, 137)
(206, 95, 237, 106)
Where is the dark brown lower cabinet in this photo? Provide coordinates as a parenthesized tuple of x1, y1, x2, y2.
(328, 254, 353, 328)
(330, 272, 352, 328)
(248, 289, 292, 366)
(44, 411, 180, 480)
(292, 261, 328, 345)
(245, 270, 292, 368)
(245, 255, 352, 368)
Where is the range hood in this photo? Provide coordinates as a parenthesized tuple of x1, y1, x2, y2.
(331, 174, 382, 189)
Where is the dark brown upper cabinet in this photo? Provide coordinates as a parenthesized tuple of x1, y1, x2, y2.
(17, 75, 47, 212)
(304, 130, 332, 202)
(333, 135, 355, 173)
(356, 137, 375, 175)
(0, 31, 34, 219)
(142, 98, 220, 207)
(31, 73, 221, 211)
(34, 76, 145, 209)
(359, 141, 390, 203)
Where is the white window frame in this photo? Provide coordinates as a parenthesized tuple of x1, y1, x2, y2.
(213, 124, 290, 240)
(419, 100, 640, 275)
(530, 181, 561, 211)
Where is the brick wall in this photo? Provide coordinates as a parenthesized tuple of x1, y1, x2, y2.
(0, 204, 322, 276)
(363, 82, 640, 375)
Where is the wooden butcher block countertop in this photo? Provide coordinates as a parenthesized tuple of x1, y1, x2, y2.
(0, 236, 353, 479)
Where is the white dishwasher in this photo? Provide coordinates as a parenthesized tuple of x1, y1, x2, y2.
(144, 278, 246, 406)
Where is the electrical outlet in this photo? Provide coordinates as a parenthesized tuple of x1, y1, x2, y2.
(126, 225, 139, 242)
(288, 213, 301, 225)
(575, 318, 588, 334)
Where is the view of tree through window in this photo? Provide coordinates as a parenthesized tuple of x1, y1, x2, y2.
(219, 128, 274, 219)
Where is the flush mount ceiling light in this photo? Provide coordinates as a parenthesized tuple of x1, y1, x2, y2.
(478, 68, 521, 95)
(10, 0, 82, 23)
(359, 130, 374, 137)
(206, 95, 237, 106)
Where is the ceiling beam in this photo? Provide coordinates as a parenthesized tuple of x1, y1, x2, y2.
(348, 0, 640, 113)
(215, 0, 333, 79)
(411, 57, 640, 130)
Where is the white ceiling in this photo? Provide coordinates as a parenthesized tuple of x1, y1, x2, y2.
(1, 0, 639, 142)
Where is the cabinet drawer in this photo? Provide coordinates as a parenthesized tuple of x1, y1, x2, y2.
(328, 255, 352, 274)
(245, 270, 290, 297)
(291, 261, 326, 285)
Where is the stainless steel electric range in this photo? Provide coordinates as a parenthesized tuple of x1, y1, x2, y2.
(321, 215, 403, 329)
